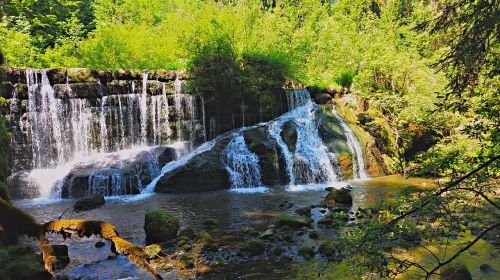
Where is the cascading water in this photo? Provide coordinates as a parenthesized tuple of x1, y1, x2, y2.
(222, 134, 263, 188)
(13, 69, 206, 199)
(331, 104, 368, 180)
(269, 89, 339, 185)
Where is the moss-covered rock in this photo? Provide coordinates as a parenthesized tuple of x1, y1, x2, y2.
(243, 238, 265, 256)
(144, 209, 180, 243)
(73, 194, 105, 211)
(0, 245, 51, 280)
(203, 219, 219, 229)
(275, 215, 312, 228)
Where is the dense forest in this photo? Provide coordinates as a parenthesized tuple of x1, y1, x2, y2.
(0, 0, 498, 279)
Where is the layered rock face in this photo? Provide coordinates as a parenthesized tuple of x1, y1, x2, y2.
(154, 90, 358, 193)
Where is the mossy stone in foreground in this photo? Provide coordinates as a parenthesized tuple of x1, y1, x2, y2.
(275, 214, 312, 228)
(243, 238, 265, 256)
(73, 194, 105, 211)
(0, 245, 51, 280)
(144, 209, 180, 243)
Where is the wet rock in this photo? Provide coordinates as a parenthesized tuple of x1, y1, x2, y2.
(68, 83, 104, 98)
(280, 121, 297, 153)
(155, 138, 231, 193)
(243, 238, 265, 256)
(178, 228, 196, 240)
(0, 82, 14, 99)
(479, 264, 497, 273)
(325, 187, 334, 192)
(144, 209, 180, 244)
(95, 241, 106, 248)
(275, 215, 312, 228)
(323, 188, 353, 205)
(203, 219, 220, 229)
(312, 92, 332, 104)
(107, 80, 130, 95)
(298, 245, 314, 259)
(46, 69, 67, 84)
(440, 264, 472, 280)
(243, 126, 287, 186)
(309, 230, 319, 239)
(73, 194, 105, 211)
(272, 247, 283, 256)
(51, 244, 70, 270)
(283, 235, 294, 243)
(7, 171, 40, 199)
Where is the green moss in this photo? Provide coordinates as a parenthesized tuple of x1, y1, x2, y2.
(243, 238, 265, 256)
(275, 215, 312, 228)
(0, 245, 50, 280)
(195, 230, 213, 243)
(144, 209, 180, 243)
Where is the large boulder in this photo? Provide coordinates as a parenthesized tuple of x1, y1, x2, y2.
(7, 171, 40, 199)
(144, 209, 180, 243)
(155, 138, 232, 193)
(323, 187, 353, 205)
(312, 92, 332, 104)
(243, 126, 287, 186)
(73, 194, 105, 211)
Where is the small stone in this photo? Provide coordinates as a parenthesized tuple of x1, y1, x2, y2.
(95, 241, 106, 248)
(325, 187, 334, 192)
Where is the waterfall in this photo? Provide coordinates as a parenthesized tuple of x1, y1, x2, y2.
(14, 69, 206, 199)
(268, 89, 339, 185)
(331, 104, 368, 180)
(222, 134, 263, 188)
(140, 71, 149, 144)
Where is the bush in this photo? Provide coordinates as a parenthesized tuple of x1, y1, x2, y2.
(335, 70, 356, 89)
(144, 209, 180, 243)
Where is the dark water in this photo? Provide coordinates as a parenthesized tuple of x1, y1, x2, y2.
(16, 177, 496, 280)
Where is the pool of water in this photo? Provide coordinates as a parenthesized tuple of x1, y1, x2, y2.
(14, 176, 498, 279)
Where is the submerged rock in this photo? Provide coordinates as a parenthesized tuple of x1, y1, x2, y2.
(73, 194, 105, 211)
(144, 209, 180, 244)
(275, 215, 312, 228)
(203, 219, 220, 229)
(323, 188, 353, 205)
